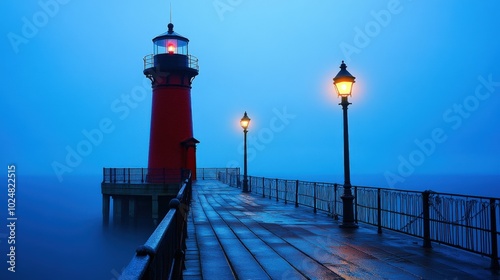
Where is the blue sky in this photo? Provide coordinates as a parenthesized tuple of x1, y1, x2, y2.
(2, 0, 500, 187)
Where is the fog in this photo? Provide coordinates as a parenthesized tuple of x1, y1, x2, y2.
(0, 175, 153, 280)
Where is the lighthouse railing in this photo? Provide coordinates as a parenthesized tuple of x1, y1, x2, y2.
(188, 55, 199, 71)
(102, 167, 188, 184)
(143, 54, 199, 71)
(120, 171, 193, 279)
(143, 54, 154, 69)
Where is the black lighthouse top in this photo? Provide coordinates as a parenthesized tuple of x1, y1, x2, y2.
(152, 23, 189, 56)
(144, 22, 199, 80)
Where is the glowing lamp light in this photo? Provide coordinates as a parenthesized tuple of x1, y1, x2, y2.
(167, 44, 176, 54)
(240, 112, 250, 131)
(240, 111, 251, 192)
(333, 61, 356, 97)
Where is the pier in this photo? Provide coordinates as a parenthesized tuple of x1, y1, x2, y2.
(182, 179, 498, 279)
(101, 168, 191, 225)
(118, 169, 499, 279)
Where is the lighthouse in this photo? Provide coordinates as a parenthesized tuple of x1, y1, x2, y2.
(144, 22, 199, 180)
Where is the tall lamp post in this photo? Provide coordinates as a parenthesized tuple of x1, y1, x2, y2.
(240, 112, 251, 193)
(333, 61, 358, 228)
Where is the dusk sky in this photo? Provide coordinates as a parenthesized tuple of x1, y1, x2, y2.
(2, 0, 500, 189)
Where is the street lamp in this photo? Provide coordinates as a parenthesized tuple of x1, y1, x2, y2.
(240, 112, 251, 192)
(333, 61, 358, 228)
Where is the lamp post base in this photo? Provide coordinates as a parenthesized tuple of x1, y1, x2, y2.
(339, 223, 359, 229)
(340, 194, 358, 228)
(242, 179, 249, 193)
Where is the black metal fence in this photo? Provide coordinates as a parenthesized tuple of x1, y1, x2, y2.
(102, 168, 190, 184)
(217, 172, 500, 269)
(196, 168, 240, 180)
(119, 172, 193, 279)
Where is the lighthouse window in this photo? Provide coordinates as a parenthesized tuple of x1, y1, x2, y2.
(154, 38, 189, 55)
(176, 40, 188, 55)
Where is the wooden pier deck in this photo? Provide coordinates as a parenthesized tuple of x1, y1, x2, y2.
(183, 180, 498, 279)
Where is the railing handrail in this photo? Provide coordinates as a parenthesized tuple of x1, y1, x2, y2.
(216, 172, 500, 270)
(214, 174, 500, 200)
(120, 171, 193, 279)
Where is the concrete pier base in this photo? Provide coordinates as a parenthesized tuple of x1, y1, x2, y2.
(102, 194, 110, 225)
(128, 198, 135, 219)
(113, 197, 122, 224)
(101, 181, 181, 227)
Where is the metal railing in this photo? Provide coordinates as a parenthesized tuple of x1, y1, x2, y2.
(218, 172, 500, 269)
(102, 168, 190, 184)
(143, 54, 199, 71)
(120, 172, 193, 280)
(196, 168, 240, 180)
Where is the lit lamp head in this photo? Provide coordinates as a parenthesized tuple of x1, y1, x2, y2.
(167, 43, 176, 54)
(240, 111, 251, 132)
(333, 61, 356, 97)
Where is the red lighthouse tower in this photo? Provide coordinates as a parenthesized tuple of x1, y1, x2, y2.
(144, 23, 199, 180)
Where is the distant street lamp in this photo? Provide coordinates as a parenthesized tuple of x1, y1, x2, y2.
(333, 61, 358, 228)
(240, 112, 251, 192)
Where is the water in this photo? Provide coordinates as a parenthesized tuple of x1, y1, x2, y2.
(0, 175, 153, 280)
(0, 173, 498, 280)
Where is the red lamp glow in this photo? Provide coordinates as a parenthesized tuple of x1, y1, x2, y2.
(167, 43, 176, 54)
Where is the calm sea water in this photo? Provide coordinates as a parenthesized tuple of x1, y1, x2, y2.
(0, 173, 498, 280)
(0, 174, 153, 280)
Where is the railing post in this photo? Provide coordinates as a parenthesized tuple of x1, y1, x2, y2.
(333, 184, 338, 220)
(377, 188, 382, 234)
(313, 182, 317, 214)
(113, 168, 116, 183)
(169, 198, 184, 279)
(275, 179, 279, 202)
(249, 176, 252, 193)
(354, 186, 358, 223)
(128, 168, 131, 184)
(490, 198, 499, 270)
(123, 168, 126, 183)
(295, 180, 299, 208)
(141, 168, 144, 183)
(202, 168, 205, 180)
(269, 179, 272, 199)
(102, 168, 106, 183)
(284, 181, 288, 205)
(262, 177, 265, 198)
(422, 191, 432, 248)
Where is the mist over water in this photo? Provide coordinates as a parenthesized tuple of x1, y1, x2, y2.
(0, 175, 153, 280)
(258, 172, 500, 197)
